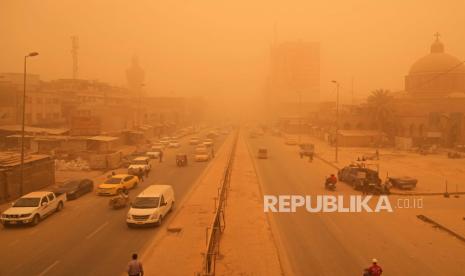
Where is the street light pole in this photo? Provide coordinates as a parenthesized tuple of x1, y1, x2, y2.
(20, 52, 39, 196)
(331, 80, 340, 163)
(298, 90, 302, 144)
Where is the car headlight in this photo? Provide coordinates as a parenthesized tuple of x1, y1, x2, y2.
(20, 213, 32, 218)
(127, 214, 132, 219)
(150, 213, 159, 219)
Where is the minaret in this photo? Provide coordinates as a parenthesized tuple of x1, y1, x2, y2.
(126, 55, 145, 96)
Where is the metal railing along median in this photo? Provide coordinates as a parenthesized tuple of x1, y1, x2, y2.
(201, 130, 239, 276)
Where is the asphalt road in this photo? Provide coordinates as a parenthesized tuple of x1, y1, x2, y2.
(247, 134, 465, 276)
(0, 133, 227, 276)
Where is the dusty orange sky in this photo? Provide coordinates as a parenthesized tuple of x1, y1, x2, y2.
(1, 0, 465, 104)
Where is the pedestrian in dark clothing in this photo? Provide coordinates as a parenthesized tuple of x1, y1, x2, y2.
(138, 168, 144, 182)
(127, 253, 144, 276)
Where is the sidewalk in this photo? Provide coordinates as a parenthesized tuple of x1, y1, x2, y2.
(300, 135, 465, 194)
(140, 134, 235, 275)
(215, 133, 283, 275)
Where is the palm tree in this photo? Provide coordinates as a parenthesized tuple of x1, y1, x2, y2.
(367, 89, 395, 143)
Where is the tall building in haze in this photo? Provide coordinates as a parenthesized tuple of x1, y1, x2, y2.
(266, 41, 320, 119)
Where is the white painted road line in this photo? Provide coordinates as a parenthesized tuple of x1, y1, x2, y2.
(37, 260, 59, 276)
(86, 221, 109, 240)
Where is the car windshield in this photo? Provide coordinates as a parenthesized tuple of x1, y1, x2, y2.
(104, 177, 122, 184)
(13, 198, 40, 207)
(60, 181, 79, 189)
(132, 197, 160, 209)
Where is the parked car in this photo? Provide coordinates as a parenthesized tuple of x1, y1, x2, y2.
(97, 174, 139, 196)
(126, 185, 175, 227)
(53, 179, 94, 200)
(1, 191, 66, 227)
(338, 165, 381, 190)
(386, 176, 417, 189)
(258, 148, 268, 159)
(128, 156, 151, 175)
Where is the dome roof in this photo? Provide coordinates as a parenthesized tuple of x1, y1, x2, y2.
(409, 53, 465, 75)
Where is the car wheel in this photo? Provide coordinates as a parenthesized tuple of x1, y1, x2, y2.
(170, 201, 175, 212)
(157, 215, 163, 226)
(31, 215, 40, 226)
(56, 202, 64, 212)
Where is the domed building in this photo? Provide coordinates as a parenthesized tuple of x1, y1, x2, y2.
(393, 35, 465, 147)
(405, 36, 465, 98)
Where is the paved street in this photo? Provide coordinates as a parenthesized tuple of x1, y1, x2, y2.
(247, 134, 465, 276)
(0, 134, 227, 276)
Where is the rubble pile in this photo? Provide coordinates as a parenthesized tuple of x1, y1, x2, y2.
(55, 158, 90, 171)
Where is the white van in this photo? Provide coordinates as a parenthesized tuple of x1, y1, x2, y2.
(126, 185, 175, 227)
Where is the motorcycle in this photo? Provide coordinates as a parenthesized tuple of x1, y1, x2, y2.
(325, 178, 336, 191)
(109, 193, 130, 209)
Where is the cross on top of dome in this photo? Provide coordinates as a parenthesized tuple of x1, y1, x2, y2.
(431, 32, 444, 53)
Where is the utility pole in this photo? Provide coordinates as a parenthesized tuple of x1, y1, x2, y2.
(331, 80, 340, 163)
(20, 52, 39, 196)
(298, 90, 302, 144)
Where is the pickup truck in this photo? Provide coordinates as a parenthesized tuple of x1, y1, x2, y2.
(1, 191, 66, 227)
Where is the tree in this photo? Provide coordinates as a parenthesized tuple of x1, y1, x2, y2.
(367, 89, 396, 143)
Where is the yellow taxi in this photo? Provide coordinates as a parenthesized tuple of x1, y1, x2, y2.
(97, 174, 139, 196)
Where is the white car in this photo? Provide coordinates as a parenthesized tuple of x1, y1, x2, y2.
(146, 151, 160, 159)
(126, 185, 175, 227)
(189, 137, 201, 145)
(159, 140, 170, 147)
(152, 143, 165, 150)
(195, 147, 212, 162)
(128, 156, 151, 174)
(1, 191, 66, 227)
(168, 140, 180, 148)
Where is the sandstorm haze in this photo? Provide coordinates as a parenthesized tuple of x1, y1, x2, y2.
(1, 0, 465, 108)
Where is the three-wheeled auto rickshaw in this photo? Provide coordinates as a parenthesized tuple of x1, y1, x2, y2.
(176, 153, 188, 167)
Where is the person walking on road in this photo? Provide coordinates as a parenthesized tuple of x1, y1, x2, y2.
(138, 168, 144, 182)
(127, 253, 144, 276)
(159, 150, 164, 163)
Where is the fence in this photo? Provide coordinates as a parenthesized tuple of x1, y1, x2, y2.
(202, 130, 238, 275)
